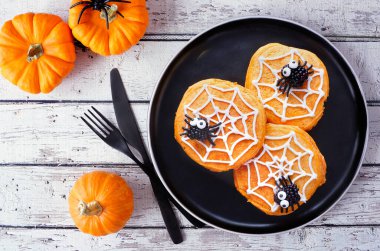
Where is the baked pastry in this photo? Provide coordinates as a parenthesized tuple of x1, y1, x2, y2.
(245, 43, 329, 131)
(174, 79, 267, 172)
(234, 123, 326, 215)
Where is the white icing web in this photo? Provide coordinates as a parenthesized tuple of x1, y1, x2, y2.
(181, 84, 259, 166)
(244, 131, 317, 212)
(252, 49, 326, 122)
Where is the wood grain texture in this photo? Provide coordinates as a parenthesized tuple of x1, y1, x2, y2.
(0, 0, 379, 37)
(0, 42, 379, 102)
(0, 165, 378, 228)
(0, 103, 377, 165)
(0, 1, 379, 249)
(0, 227, 379, 251)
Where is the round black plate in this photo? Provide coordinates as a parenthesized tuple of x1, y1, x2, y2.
(148, 17, 368, 234)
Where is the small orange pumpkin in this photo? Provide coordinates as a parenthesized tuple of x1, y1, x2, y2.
(68, 171, 134, 236)
(0, 13, 76, 94)
(68, 0, 149, 56)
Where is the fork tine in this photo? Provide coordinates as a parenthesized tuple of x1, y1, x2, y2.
(91, 106, 118, 130)
(88, 109, 113, 132)
(81, 116, 106, 140)
(84, 112, 109, 136)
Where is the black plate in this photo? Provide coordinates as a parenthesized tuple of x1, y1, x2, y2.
(148, 17, 368, 234)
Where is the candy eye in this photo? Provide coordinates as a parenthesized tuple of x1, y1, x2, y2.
(197, 120, 207, 129)
(190, 118, 198, 126)
(288, 60, 298, 69)
(282, 67, 291, 77)
(280, 200, 289, 208)
(277, 191, 287, 200)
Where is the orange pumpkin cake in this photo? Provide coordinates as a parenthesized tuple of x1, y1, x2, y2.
(245, 43, 329, 131)
(174, 79, 267, 172)
(234, 123, 326, 215)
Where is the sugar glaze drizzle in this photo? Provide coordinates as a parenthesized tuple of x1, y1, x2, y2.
(181, 84, 260, 165)
(244, 131, 317, 212)
(252, 49, 325, 122)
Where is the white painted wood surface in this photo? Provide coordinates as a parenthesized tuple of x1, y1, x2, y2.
(0, 0, 379, 250)
(0, 165, 378, 227)
(0, 41, 380, 102)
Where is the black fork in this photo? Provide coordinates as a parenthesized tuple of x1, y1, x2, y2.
(81, 106, 206, 243)
(81, 106, 145, 168)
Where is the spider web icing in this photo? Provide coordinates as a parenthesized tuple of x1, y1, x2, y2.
(252, 49, 326, 122)
(244, 131, 317, 212)
(181, 84, 259, 166)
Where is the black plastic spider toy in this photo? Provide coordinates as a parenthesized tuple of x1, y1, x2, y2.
(274, 176, 301, 213)
(70, 0, 131, 29)
(277, 60, 314, 96)
(181, 114, 221, 146)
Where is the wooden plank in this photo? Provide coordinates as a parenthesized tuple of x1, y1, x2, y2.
(0, 227, 379, 250)
(1, 0, 379, 37)
(0, 41, 184, 102)
(0, 164, 378, 227)
(0, 103, 378, 165)
(0, 41, 379, 102)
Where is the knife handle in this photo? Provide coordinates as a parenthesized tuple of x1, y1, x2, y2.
(149, 176, 183, 244)
(143, 164, 205, 228)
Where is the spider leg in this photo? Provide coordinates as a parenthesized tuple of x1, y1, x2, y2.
(302, 60, 307, 67)
(276, 78, 285, 87)
(101, 7, 110, 29)
(184, 119, 192, 127)
(116, 10, 125, 18)
(275, 179, 281, 189)
(180, 132, 188, 136)
(286, 84, 291, 97)
(291, 205, 295, 211)
(104, 3, 126, 18)
(280, 81, 289, 94)
(280, 207, 283, 213)
(105, 0, 131, 3)
(209, 133, 217, 137)
(288, 175, 293, 184)
(308, 64, 313, 70)
(280, 176, 287, 186)
(70, 1, 91, 9)
(209, 122, 222, 129)
(308, 70, 314, 75)
(182, 127, 189, 131)
(286, 207, 288, 213)
(207, 134, 216, 146)
(209, 128, 219, 133)
(77, 5, 92, 25)
(185, 114, 194, 121)
(277, 79, 286, 94)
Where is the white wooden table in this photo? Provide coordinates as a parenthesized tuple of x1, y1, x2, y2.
(0, 1, 380, 250)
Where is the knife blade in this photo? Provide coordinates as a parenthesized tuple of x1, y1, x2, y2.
(110, 68, 183, 244)
(110, 68, 150, 165)
(110, 68, 206, 229)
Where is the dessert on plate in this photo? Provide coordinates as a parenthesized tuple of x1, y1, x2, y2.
(245, 43, 329, 131)
(174, 79, 267, 172)
(234, 123, 326, 215)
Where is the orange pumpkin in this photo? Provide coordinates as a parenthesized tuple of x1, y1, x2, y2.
(68, 171, 134, 236)
(0, 13, 76, 94)
(68, 0, 149, 56)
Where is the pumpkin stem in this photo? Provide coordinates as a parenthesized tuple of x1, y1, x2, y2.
(100, 4, 118, 24)
(78, 200, 103, 216)
(27, 44, 43, 63)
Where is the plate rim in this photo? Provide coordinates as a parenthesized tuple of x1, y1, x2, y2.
(147, 16, 369, 235)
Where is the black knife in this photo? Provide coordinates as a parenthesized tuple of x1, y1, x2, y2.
(111, 68, 185, 244)
(110, 68, 205, 229)
(110, 68, 205, 224)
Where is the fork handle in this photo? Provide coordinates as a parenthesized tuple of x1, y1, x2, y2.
(149, 175, 183, 244)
